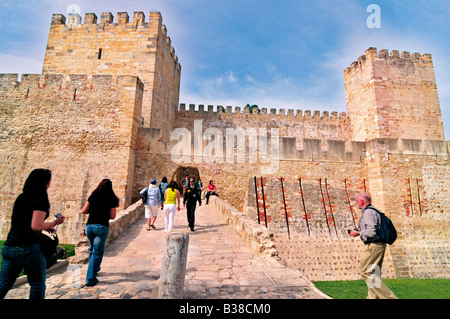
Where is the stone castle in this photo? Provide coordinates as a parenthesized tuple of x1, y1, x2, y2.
(0, 11, 448, 281)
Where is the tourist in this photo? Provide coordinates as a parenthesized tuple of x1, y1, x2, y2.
(163, 181, 181, 232)
(183, 179, 202, 231)
(205, 180, 219, 205)
(181, 175, 189, 197)
(140, 179, 161, 231)
(158, 177, 169, 210)
(348, 193, 397, 299)
(81, 179, 119, 287)
(0, 169, 65, 299)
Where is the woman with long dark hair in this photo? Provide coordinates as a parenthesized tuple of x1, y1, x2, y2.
(158, 176, 169, 210)
(81, 179, 119, 286)
(0, 169, 65, 299)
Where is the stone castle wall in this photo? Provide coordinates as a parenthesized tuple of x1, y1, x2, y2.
(132, 102, 447, 215)
(131, 107, 448, 280)
(43, 12, 181, 136)
(131, 104, 367, 211)
(245, 172, 448, 280)
(0, 9, 448, 280)
(209, 176, 448, 281)
(345, 47, 444, 142)
(0, 10, 181, 244)
(129, 46, 449, 279)
(0, 73, 143, 244)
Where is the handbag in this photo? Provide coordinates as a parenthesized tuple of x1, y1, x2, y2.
(37, 230, 59, 268)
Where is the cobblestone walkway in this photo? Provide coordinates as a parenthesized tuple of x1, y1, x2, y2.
(4, 203, 329, 299)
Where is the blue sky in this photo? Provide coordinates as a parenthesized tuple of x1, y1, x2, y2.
(1, 0, 449, 139)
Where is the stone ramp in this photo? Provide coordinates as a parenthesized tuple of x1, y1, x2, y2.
(4, 203, 329, 299)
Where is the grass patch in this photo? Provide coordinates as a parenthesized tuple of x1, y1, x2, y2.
(314, 279, 450, 299)
(59, 243, 76, 258)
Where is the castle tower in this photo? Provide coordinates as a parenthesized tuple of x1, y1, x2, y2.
(42, 12, 181, 137)
(344, 47, 445, 143)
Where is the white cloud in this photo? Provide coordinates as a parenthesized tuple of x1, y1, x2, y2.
(227, 71, 237, 83)
(0, 53, 43, 75)
(181, 64, 343, 113)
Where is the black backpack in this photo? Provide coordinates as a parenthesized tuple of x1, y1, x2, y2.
(142, 188, 148, 203)
(370, 206, 397, 245)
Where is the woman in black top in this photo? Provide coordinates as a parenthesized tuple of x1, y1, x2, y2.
(0, 169, 65, 299)
(81, 179, 119, 286)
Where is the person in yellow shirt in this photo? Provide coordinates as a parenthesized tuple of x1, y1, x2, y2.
(163, 181, 181, 232)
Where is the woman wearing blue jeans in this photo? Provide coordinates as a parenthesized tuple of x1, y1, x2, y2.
(81, 179, 119, 287)
(0, 169, 65, 299)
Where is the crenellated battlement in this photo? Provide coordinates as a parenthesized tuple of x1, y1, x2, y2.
(344, 47, 443, 143)
(51, 11, 159, 26)
(0, 73, 45, 91)
(49, 11, 180, 69)
(44, 10, 181, 130)
(178, 103, 347, 121)
(172, 103, 353, 156)
(0, 73, 143, 101)
(344, 47, 433, 74)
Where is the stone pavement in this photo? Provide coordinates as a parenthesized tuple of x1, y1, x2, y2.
(4, 202, 329, 299)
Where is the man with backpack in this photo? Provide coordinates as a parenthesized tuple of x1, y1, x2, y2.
(349, 193, 398, 299)
(140, 179, 161, 231)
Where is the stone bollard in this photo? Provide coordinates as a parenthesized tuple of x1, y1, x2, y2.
(158, 232, 189, 299)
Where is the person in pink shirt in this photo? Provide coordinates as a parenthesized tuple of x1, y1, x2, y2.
(205, 180, 219, 205)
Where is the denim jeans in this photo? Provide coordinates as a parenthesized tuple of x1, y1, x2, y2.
(0, 243, 47, 299)
(85, 224, 109, 285)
